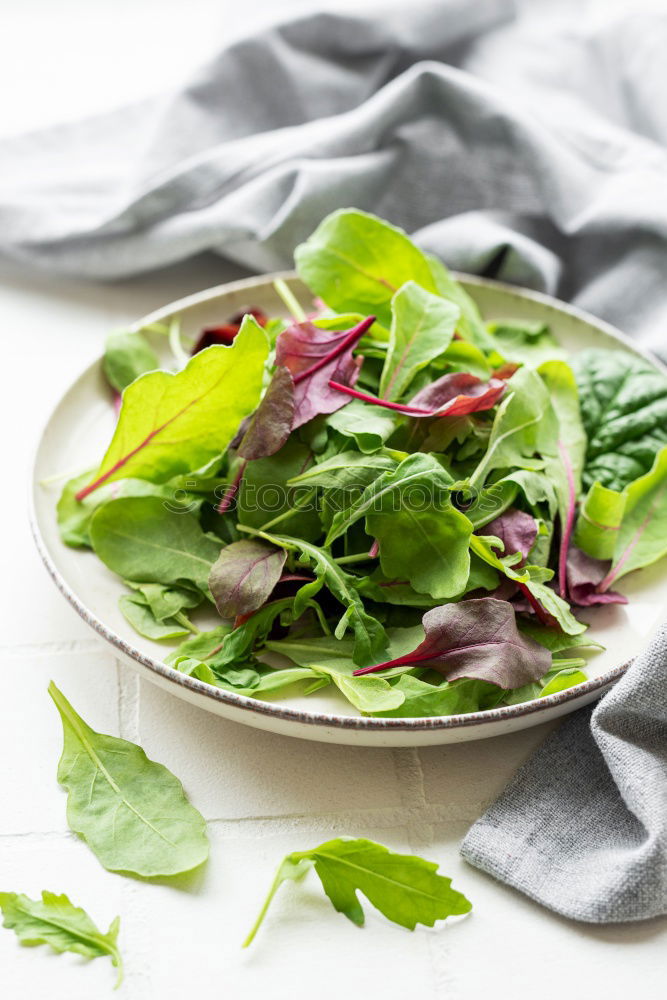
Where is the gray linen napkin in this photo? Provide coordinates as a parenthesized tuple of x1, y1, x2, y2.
(461, 628, 667, 922)
(3, 1, 666, 921)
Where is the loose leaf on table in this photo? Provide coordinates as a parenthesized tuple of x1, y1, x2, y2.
(236, 365, 295, 459)
(294, 209, 441, 328)
(0, 890, 123, 987)
(598, 445, 667, 591)
(243, 837, 472, 946)
(329, 371, 505, 419)
(90, 496, 221, 594)
(76, 315, 268, 499)
(469, 368, 551, 489)
(208, 539, 287, 618)
(103, 328, 159, 393)
(379, 281, 459, 400)
(537, 360, 587, 598)
(574, 480, 627, 560)
(354, 598, 551, 687)
(572, 348, 667, 491)
(49, 682, 209, 876)
(275, 315, 374, 428)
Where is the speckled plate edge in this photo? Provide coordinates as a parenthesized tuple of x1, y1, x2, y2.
(29, 271, 664, 737)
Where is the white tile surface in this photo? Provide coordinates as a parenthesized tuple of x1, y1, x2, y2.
(1, 2, 665, 997)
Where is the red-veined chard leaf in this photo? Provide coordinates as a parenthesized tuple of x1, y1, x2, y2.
(191, 308, 267, 353)
(354, 597, 551, 686)
(566, 547, 627, 607)
(329, 371, 505, 418)
(483, 508, 538, 562)
(208, 540, 287, 619)
(275, 315, 374, 428)
(76, 315, 268, 500)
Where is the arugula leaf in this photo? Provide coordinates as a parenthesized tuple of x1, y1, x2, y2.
(379, 281, 459, 400)
(572, 348, 667, 491)
(0, 890, 123, 987)
(295, 210, 440, 328)
(574, 481, 627, 560)
(469, 368, 551, 489)
(247, 532, 388, 666)
(355, 598, 551, 687)
(288, 450, 397, 490)
(243, 837, 471, 946)
(599, 445, 667, 591)
(518, 620, 604, 653)
(103, 328, 159, 393)
(76, 315, 268, 499)
(209, 540, 287, 619)
(90, 496, 221, 594)
(498, 469, 558, 519)
(49, 682, 209, 876)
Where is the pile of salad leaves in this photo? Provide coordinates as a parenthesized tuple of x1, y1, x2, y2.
(57, 210, 667, 718)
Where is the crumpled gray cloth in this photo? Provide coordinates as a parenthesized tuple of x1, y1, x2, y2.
(462, 627, 667, 922)
(3, 1, 667, 922)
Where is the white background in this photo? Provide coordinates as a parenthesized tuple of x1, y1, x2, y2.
(1, 1, 665, 997)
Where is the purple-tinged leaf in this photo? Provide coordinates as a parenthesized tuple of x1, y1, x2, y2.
(276, 316, 374, 428)
(483, 508, 537, 563)
(567, 547, 627, 607)
(237, 366, 295, 460)
(208, 540, 287, 619)
(354, 598, 550, 688)
(328, 372, 505, 418)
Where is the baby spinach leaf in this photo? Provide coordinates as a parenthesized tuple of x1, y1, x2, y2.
(572, 348, 667, 491)
(208, 540, 287, 618)
(90, 496, 221, 594)
(103, 328, 159, 393)
(0, 890, 123, 986)
(243, 837, 471, 946)
(295, 210, 440, 328)
(425, 253, 494, 350)
(599, 446, 667, 591)
(373, 674, 505, 718)
(574, 481, 627, 560)
(118, 592, 194, 640)
(49, 682, 209, 877)
(498, 469, 557, 519)
(57, 471, 204, 549)
(327, 401, 399, 453)
(124, 581, 201, 621)
(539, 665, 588, 696)
(237, 437, 321, 539)
(288, 450, 397, 490)
(355, 598, 551, 687)
(379, 281, 459, 400)
(77, 315, 268, 499)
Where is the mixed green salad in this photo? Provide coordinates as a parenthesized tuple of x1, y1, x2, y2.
(57, 210, 667, 718)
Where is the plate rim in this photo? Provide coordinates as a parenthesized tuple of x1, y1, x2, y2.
(30, 270, 664, 733)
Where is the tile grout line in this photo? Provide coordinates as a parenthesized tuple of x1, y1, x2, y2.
(392, 748, 461, 1000)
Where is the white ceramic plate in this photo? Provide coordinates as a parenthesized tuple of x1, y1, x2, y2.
(31, 272, 667, 746)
